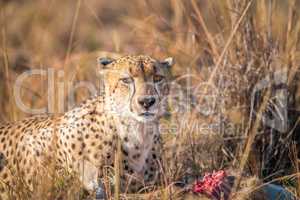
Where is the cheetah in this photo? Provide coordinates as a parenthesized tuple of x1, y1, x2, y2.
(0, 55, 174, 197)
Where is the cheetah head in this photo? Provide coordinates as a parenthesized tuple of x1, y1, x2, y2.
(99, 55, 173, 122)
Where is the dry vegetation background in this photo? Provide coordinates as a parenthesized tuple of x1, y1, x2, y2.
(0, 0, 300, 199)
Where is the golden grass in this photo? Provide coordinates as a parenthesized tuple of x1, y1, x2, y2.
(0, 0, 300, 199)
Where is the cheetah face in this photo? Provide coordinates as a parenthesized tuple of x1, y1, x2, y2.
(99, 55, 173, 122)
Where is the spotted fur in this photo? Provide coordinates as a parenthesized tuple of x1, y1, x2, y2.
(0, 55, 173, 196)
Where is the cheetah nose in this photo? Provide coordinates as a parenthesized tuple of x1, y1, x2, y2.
(138, 96, 156, 110)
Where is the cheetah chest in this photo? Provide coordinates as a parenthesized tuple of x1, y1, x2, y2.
(119, 123, 156, 174)
(124, 139, 152, 173)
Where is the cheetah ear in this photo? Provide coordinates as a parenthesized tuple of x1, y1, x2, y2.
(161, 57, 174, 68)
(98, 57, 114, 69)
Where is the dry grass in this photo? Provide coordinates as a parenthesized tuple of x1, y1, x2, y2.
(0, 0, 300, 199)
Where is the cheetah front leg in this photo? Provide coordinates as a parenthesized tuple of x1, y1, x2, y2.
(77, 160, 106, 199)
(95, 181, 106, 200)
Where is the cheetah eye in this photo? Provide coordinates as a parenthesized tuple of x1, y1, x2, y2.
(153, 75, 165, 83)
(120, 77, 134, 84)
